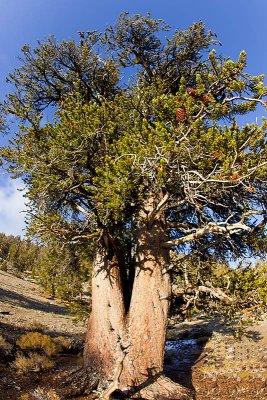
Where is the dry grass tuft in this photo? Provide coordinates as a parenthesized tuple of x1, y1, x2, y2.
(17, 332, 62, 357)
(11, 352, 55, 374)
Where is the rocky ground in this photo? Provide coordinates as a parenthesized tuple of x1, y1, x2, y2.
(0, 270, 87, 339)
(0, 270, 267, 399)
(165, 317, 267, 399)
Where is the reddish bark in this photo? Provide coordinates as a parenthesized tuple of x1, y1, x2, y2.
(81, 195, 193, 399)
(83, 246, 127, 388)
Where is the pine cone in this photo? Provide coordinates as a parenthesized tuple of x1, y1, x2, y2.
(202, 94, 211, 104)
(186, 87, 198, 97)
(176, 107, 186, 122)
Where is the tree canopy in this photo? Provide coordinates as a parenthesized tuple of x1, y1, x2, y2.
(1, 12, 267, 264)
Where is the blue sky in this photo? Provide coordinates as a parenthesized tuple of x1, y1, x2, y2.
(0, 0, 267, 236)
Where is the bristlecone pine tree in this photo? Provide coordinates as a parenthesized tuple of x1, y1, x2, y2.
(1, 13, 267, 399)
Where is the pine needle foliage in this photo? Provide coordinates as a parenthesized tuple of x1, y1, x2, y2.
(0, 13, 266, 274)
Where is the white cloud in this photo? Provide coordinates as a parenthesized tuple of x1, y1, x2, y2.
(0, 178, 27, 237)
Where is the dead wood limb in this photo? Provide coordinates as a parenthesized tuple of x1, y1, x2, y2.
(172, 284, 235, 305)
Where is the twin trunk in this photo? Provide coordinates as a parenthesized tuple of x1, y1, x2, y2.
(83, 198, 192, 399)
(84, 218, 170, 391)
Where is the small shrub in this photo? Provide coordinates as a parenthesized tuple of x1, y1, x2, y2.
(17, 332, 62, 357)
(11, 352, 55, 374)
(67, 301, 89, 323)
(0, 335, 13, 359)
(0, 261, 8, 272)
(19, 394, 30, 400)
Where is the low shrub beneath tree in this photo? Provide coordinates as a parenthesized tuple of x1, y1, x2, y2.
(16, 332, 62, 357)
(53, 336, 72, 351)
(11, 352, 55, 374)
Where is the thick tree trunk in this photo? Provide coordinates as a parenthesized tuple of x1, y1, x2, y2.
(117, 205, 172, 395)
(80, 196, 193, 399)
(82, 243, 127, 391)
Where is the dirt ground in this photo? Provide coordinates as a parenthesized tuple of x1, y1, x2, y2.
(0, 270, 87, 338)
(165, 317, 267, 400)
(0, 270, 266, 399)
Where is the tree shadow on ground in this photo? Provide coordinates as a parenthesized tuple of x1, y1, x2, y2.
(0, 287, 68, 315)
(0, 320, 85, 347)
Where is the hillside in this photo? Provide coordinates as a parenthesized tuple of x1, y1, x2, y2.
(0, 271, 267, 399)
(0, 270, 87, 339)
(0, 271, 86, 399)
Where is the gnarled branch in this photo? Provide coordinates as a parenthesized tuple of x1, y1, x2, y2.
(172, 284, 235, 305)
(162, 211, 264, 248)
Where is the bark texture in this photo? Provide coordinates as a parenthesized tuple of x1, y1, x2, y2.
(81, 195, 193, 399)
(83, 245, 127, 390)
(119, 201, 171, 391)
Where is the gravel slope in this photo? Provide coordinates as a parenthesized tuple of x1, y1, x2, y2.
(0, 270, 87, 340)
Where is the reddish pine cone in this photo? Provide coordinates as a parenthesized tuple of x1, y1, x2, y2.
(202, 94, 211, 104)
(176, 107, 186, 122)
(186, 87, 198, 97)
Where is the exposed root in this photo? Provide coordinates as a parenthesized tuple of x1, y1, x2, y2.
(57, 366, 99, 398)
(56, 367, 193, 400)
(129, 374, 194, 400)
